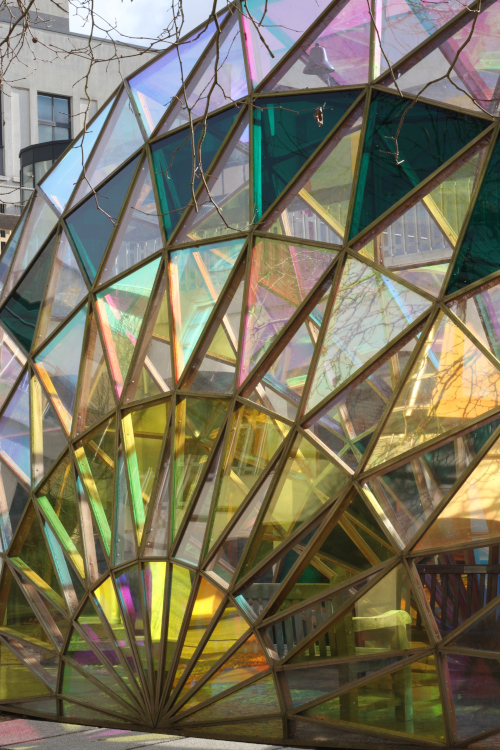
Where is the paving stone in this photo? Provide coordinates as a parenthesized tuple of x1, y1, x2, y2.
(145, 739, 286, 750)
(0, 725, 181, 750)
(0, 719, 89, 746)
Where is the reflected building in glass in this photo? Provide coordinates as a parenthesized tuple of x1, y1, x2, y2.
(0, 0, 499, 747)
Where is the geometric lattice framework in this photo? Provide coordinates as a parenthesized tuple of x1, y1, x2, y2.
(1, 1, 500, 747)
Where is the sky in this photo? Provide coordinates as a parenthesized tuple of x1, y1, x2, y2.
(69, 0, 226, 47)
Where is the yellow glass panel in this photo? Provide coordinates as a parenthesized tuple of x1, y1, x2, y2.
(143, 561, 166, 674)
(368, 311, 500, 468)
(166, 564, 195, 673)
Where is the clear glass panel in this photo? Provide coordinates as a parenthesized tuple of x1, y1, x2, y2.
(368, 311, 500, 468)
(0, 456, 30, 549)
(0, 325, 27, 412)
(446, 654, 500, 740)
(178, 673, 277, 723)
(74, 312, 116, 435)
(306, 257, 431, 412)
(30, 374, 67, 486)
(0, 209, 29, 297)
(449, 280, 500, 361)
(0, 370, 31, 484)
(100, 158, 163, 284)
(34, 306, 87, 434)
(175, 117, 250, 243)
(114, 565, 149, 679)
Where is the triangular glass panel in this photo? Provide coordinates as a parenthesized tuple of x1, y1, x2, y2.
(207, 404, 289, 551)
(0, 239, 55, 353)
(290, 564, 430, 665)
(30, 373, 67, 486)
(237, 434, 351, 583)
(241, 0, 333, 86)
(122, 400, 169, 544)
(39, 99, 114, 213)
(174, 115, 250, 243)
(3, 198, 58, 297)
(173, 718, 284, 741)
(261, 109, 363, 243)
(75, 416, 116, 555)
(0, 209, 28, 296)
(446, 653, 500, 741)
(253, 91, 360, 221)
(181, 275, 244, 395)
(34, 306, 87, 435)
(142, 448, 170, 557)
(175, 439, 225, 567)
(367, 311, 500, 468)
(415, 433, 500, 552)
(99, 158, 163, 284)
(72, 90, 144, 205)
(125, 274, 173, 404)
(306, 257, 430, 412)
(65, 156, 140, 282)
(448, 135, 500, 293)
(42, 520, 85, 614)
(95, 257, 160, 397)
(366, 417, 500, 547)
(0, 626, 58, 688)
(9, 502, 66, 609)
(0, 370, 30, 484)
(163, 10, 248, 133)
(0, 566, 55, 649)
(173, 397, 228, 543)
(300, 654, 446, 744)
(151, 108, 239, 239)
(172, 602, 250, 708)
(165, 564, 196, 674)
(0, 639, 52, 701)
(74, 312, 116, 436)
(112, 445, 136, 567)
(35, 454, 84, 580)
(356, 140, 488, 293)
(36, 230, 88, 345)
(449, 282, 500, 360)
(417, 544, 500, 637)
(114, 565, 150, 680)
(177, 673, 277, 723)
(170, 577, 225, 693)
(205, 471, 275, 587)
(128, 20, 217, 134)
(170, 240, 244, 376)
(61, 662, 134, 718)
(0, 456, 30, 549)
(143, 561, 167, 675)
(239, 239, 336, 383)
(0, 325, 27, 412)
(388, 1, 500, 115)
(307, 334, 419, 472)
(350, 90, 488, 239)
(263, 0, 371, 92)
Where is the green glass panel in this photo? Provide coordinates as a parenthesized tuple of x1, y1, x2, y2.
(171, 577, 225, 691)
(75, 416, 116, 554)
(240, 239, 336, 383)
(73, 90, 144, 204)
(0, 457, 30, 549)
(173, 602, 250, 708)
(0, 566, 54, 647)
(173, 398, 228, 543)
(0, 370, 31, 485)
(0, 640, 52, 701)
(350, 90, 488, 238)
(253, 91, 359, 220)
(207, 405, 290, 551)
(74, 312, 116, 435)
(34, 306, 87, 435)
(95, 258, 160, 397)
(122, 401, 168, 544)
(174, 117, 251, 244)
(170, 240, 244, 375)
(61, 700, 135, 723)
(179, 673, 278, 723)
(301, 655, 446, 744)
(166, 564, 196, 674)
(143, 561, 167, 674)
(61, 662, 131, 717)
(184, 718, 283, 741)
(112, 446, 136, 567)
(151, 108, 239, 239)
(238, 434, 350, 581)
(448, 135, 500, 292)
(306, 257, 431, 412)
(0, 238, 55, 353)
(9, 502, 66, 609)
(42, 520, 84, 614)
(36, 230, 88, 345)
(35, 455, 84, 579)
(40, 100, 113, 213)
(65, 156, 140, 282)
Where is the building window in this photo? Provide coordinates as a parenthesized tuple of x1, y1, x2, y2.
(37, 93, 70, 142)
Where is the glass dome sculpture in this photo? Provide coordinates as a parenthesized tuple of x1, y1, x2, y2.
(0, 0, 500, 746)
